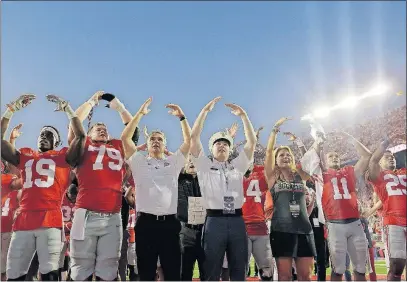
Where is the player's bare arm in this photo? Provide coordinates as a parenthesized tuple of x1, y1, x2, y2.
(190, 96, 221, 157)
(284, 131, 307, 157)
(225, 103, 256, 160)
(46, 95, 86, 167)
(166, 103, 191, 157)
(341, 132, 372, 178)
(67, 91, 103, 145)
(121, 97, 152, 160)
(1, 94, 36, 166)
(264, 117, 290, 184)
(368, 137, 390, 182)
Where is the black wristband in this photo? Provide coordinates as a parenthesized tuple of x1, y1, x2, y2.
(179, 116, 186, 121)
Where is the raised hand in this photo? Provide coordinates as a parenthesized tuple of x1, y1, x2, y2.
(6, 94, 36, 112)
(225, 103, 246, 117)
(227, 122, 239, 138)
(283, 131, 298, 141)
(143, 125, 149, 140)
(10, 124, 23, 140)
(256, 126, 264, 139)
(274, 117, 291, 128)
(89, 90, 104, 106)
(138, 97, 152, 116)
(46, 94, 69, 112)
(203, 97, 221, 112)
(165, 104, 185, 118)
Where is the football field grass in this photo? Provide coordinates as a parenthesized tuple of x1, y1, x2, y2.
(191, 259, 391, 279)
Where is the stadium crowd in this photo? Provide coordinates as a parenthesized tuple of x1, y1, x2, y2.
(1, 92, 406, 282)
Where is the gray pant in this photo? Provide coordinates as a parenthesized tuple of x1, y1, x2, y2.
(202, 216, 248, 281)
(118, 230, 129, 281)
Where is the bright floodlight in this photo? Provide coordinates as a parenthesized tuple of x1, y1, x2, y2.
(313, 107, 331, 118)
(340, 96, 359, 108)
(368, 83, 389, 96)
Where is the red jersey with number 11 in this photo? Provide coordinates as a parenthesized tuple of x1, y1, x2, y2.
(75, 138, 125, 213)
(321, 166, 359, 221)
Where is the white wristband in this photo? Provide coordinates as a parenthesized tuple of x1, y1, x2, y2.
(65, 105, 76, 120)
(115, 100, 126, 114)
(87, 99, 96, 108)
(2, 108, 14, 119)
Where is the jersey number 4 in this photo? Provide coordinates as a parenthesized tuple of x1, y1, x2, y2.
(1, 198, 10, 216)
(245, 180, 261, 203)
(88, 145, 123, 171)
(23, 159, 56, 188)
(331, 177, 351, 200)
(384, 174, 407, 196)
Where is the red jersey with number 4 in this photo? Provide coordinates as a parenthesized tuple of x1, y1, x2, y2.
(75, 138, 125, 213)
(371, 168, 406, 227)
(1, 189, 19, 233)
(242, 165, 268, 236)
(321, 166, 359, 221)
(127, 208, 136, 243)
(2, 174, 16, 203)
(61, 195, 76, 240)
(14, 147, 71, 231)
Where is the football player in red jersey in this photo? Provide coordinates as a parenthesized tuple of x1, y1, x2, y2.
(1, 94, 86, 281)
(67, 91, 138, 281)
(127, 207, 138, 281)
(301, 132, 371, 281)
(242, 165, 273, 280)
(367, 138, 406, 281)
(59, 180, 77, 281)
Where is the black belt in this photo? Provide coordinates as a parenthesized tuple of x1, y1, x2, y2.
(138, 212, 176, 221)
(206, 209, 242, 217)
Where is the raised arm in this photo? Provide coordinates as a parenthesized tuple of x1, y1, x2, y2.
(1, 94, 36, 166)
(368, 138, 390, 182)
(264, 117, 290, 182)
(121, 98, 152, 160)
(225, 103, 256, 160)
(190, 97, 221, 157)
(9, 124, 23, 147)
(284, 132, 307, 157)
(67, 91, 103, 145)
(165, 104, 191, 157)
(341, 132, 372, 178)
(46, 95, 86, 167)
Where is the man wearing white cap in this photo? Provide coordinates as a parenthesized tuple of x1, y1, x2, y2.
(190, 97, 256, 281)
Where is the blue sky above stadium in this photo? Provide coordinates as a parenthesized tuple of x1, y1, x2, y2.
(2, 1, 406, 151)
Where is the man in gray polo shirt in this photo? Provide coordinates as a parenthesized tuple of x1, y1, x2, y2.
(190, 97, 256, 281)
(121, 97, 191, 281)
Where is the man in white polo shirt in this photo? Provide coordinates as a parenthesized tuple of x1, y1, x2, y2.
(121, 97, 191, 281)
(190, 97, 256, 281)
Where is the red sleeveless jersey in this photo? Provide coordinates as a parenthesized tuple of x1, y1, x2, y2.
(75, 137, 125, 213)
(242, 165, 268, 236)
(61, 194, 76, 240)
(14, 147, 71, 230)
(321, 166, 359, 221)
(1, 190, 19, 233)
(371, 168, 406, 226)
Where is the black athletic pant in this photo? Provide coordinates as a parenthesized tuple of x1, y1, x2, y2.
(313, 224, 327, 281)
(135, 213, 181, 281)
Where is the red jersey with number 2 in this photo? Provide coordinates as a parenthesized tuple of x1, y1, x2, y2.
(321, 166, 359, 221)
(14, 147, 71, 231)
(371, 168, 406, 227)
(242, 165, 268, 236)
(75, 138, 125, 213)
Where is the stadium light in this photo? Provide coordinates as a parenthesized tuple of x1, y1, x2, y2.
(313, 107, 331, 118)
(339, 96, 359, 109)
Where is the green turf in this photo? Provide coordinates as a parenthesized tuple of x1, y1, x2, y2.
(191, 259, 389, 278)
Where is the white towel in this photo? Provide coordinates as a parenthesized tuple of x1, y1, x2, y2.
(70, 208, 87, 240)
(301, 148, 325, 224)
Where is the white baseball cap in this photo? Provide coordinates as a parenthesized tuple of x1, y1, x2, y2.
(209, 131, 234, 153)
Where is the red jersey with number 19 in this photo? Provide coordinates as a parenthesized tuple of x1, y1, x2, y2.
(242, 165, 268, 236)
(321, 166, 359, 221)
(370, 168, 406, 227)
(75, 137, 125, 213)
(14, 147, 71, 231)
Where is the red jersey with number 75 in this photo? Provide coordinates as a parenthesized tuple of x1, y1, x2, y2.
(242, 165, 268, 236)
(75, 137, 125, 213)
(14, 147, 71, 231)
(321, 166, 359, 221)
(370, 168, 406, 227)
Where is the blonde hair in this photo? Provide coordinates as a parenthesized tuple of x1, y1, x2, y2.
(274, 146, 297, 172)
